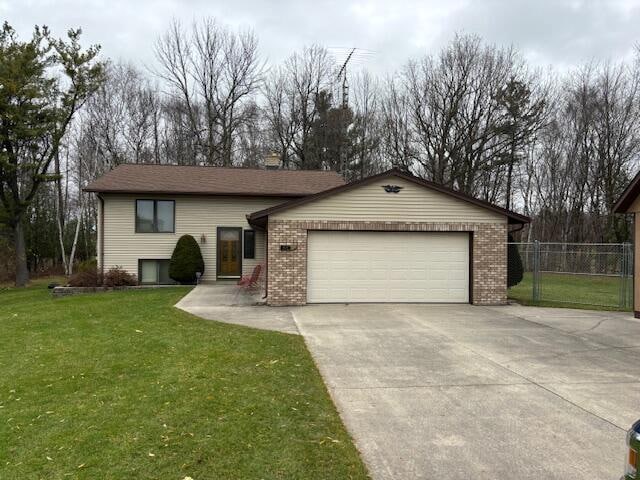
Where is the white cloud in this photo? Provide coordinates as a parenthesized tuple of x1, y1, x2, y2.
(4, 0, 640, 74)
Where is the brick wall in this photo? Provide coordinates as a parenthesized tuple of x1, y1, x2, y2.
(266, 220, 508, 306)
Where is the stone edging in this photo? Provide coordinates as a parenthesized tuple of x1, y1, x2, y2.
(51, 285, 189, 297)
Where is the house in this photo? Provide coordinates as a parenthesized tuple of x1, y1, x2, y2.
(613, 171, 640, 317)
(84, 162, 530, 306)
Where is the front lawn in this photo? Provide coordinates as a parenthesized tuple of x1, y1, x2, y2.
(0, 284, 368, 479)
(508, 272, 631, 311)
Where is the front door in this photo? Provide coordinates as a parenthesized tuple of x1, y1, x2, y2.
(217, 227, 242, 278)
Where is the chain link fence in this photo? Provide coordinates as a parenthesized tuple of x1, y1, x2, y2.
(508, 242, 633, 309)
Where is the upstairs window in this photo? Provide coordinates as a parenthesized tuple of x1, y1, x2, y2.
(135, 200, 175, 233)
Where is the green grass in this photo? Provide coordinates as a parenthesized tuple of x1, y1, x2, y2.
(508, 272, 631, 311)
(0, 283, 369, 479)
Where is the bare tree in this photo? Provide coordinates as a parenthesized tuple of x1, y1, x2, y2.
(154, 18, 263, 166)
(403, 35, 521, 197)
(379, 76, 415, 171)
(262, 45, 334, 168)
(348, 71, 386, 179)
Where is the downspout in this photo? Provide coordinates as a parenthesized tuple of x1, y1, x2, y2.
(264, 218, 268, 300)
(98, 193, 105, 278)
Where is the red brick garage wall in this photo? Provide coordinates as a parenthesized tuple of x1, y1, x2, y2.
(266, 220, 508, 306)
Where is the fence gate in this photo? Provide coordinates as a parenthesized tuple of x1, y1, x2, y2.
(508, 242, 633, 309)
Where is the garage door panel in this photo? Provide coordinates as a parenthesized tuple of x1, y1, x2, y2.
(307, 231, 469, 303)
(450, 270, 467, 281)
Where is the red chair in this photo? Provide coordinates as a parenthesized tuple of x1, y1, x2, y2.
(236, 264, 262, 295)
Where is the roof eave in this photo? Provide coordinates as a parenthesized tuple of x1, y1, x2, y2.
(247, 214, 268, 230)
(613, 171, 640, 214)
(82, 188, 309, 198)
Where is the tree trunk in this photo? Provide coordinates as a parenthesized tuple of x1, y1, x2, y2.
(55, 150, 69, 274)
(68, 194, 84, 275)
(56, 204, 69, 275)
(14, 220, 29, 287)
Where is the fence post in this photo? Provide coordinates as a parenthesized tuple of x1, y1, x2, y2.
(623, 242, 633, 309)
(631, 243, 635, 310)
(533, 240, 540, 303)
(620, 243, 626, 308)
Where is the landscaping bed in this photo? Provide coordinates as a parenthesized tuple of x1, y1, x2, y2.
(51, 284, 187, 297)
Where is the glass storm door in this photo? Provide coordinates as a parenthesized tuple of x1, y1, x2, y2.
(217, 227, 242, 277)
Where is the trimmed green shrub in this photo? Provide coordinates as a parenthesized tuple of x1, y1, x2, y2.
(507, 233, 524, 288)
(103, 266, 137, 287)
(169, 234, 205, 284)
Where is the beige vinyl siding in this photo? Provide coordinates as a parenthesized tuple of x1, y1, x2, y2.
(102, 194, 285, 282)
(272, 177, 507, 223)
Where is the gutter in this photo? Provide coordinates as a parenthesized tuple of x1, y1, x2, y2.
(509, 222, 526, 234)
(98, 193, 104, 278)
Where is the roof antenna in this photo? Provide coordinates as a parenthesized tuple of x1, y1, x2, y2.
(336, 48, 356, 110)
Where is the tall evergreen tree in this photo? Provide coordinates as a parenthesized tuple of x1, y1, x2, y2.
(493, 77, 546, 210)
(307, 90, 353, 171)
(0, 22, 104, 286)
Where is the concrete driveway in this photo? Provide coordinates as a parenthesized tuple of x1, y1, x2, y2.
(291, 304, 640, 479)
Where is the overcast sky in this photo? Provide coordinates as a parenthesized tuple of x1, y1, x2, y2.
(3, 0, 640, 75)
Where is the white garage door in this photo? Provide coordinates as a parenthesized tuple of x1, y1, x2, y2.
(307, 231, 469, 303)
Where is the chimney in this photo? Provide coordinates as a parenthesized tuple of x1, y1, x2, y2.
(264, 152, 281, 170)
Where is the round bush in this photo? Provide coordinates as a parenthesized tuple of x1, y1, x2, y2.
(169, 234, 205, 284)
(507, 233, 524, 288)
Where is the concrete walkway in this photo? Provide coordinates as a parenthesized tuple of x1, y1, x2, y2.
(292, 303, 639, 480)
(175, 284, 299, 334)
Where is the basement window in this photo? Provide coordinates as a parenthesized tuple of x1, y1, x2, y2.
(139, 259, 174, 285)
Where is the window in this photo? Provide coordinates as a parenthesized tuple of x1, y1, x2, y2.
(139, 259, 174, 284)
(244, 229, 255, 259)
(135, 200, 175, 233)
